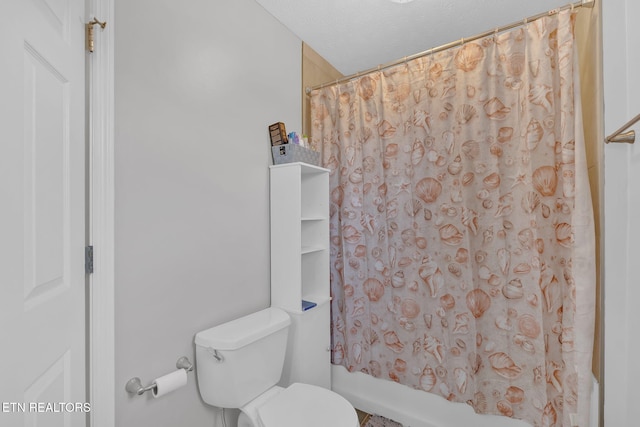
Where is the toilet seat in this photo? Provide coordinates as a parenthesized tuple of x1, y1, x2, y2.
(255, 383, 358, 427)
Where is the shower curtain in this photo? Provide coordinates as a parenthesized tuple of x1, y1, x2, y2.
(310, 9, 594, 427)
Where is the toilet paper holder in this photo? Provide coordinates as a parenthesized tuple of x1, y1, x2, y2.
(125, 356, 193, 396)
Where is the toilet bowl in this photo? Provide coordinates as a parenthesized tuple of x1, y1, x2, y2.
(237, 383, 357, 427)
(194, 307, 358, 427)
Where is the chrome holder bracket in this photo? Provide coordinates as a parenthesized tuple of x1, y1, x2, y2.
(125, 356, 193, 396)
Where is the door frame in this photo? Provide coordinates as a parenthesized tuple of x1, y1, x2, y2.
(87, 0, 115, 425)
(602, 0, 637, 425)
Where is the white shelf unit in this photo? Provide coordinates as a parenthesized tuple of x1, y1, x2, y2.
(269, 162, 330, 313)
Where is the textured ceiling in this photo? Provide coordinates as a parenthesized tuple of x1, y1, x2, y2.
(255, 0, 579, 76)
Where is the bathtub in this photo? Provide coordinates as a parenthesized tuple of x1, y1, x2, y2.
(331, 364, 600, 427)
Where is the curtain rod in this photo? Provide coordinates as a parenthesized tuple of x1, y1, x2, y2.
(306, 0, 595, 94)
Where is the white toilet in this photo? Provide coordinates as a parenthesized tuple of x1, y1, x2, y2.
(194, 307, 359, 427)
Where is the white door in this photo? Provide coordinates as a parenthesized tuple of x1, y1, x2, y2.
(0, 0, 87, 425)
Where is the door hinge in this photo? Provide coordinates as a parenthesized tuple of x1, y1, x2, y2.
(85, 245, 94, 274)
(86, 18, 107, 53)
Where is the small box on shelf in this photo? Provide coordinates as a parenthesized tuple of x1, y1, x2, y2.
(269, 122, 288, 146)
(271, 143, 320, 166)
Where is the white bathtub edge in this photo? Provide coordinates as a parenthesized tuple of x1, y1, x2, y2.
(332, 365, 599, 427)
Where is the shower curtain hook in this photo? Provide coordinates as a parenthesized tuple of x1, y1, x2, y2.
(460, 37, 465, 46)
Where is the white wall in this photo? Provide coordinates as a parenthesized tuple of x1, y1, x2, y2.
(603, 0, 640, 426)
(113, 1, 301, 425)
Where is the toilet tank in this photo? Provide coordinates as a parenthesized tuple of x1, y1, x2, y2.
(195, 307, 291, 408)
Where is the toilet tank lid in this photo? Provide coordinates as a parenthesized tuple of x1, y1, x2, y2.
(195, 307, 290, 350)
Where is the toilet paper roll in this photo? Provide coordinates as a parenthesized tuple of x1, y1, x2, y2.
(152, 369, 187, 398)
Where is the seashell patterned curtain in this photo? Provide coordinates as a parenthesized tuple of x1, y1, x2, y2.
(310, 9, 595, 427)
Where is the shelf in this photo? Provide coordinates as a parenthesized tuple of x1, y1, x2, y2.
(301, 245, 325, 254)
(270, 162, 331, 388)
(269, 162, 329, 175)
(270, 163, 329, 315)
(301, 216, 326, 222)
